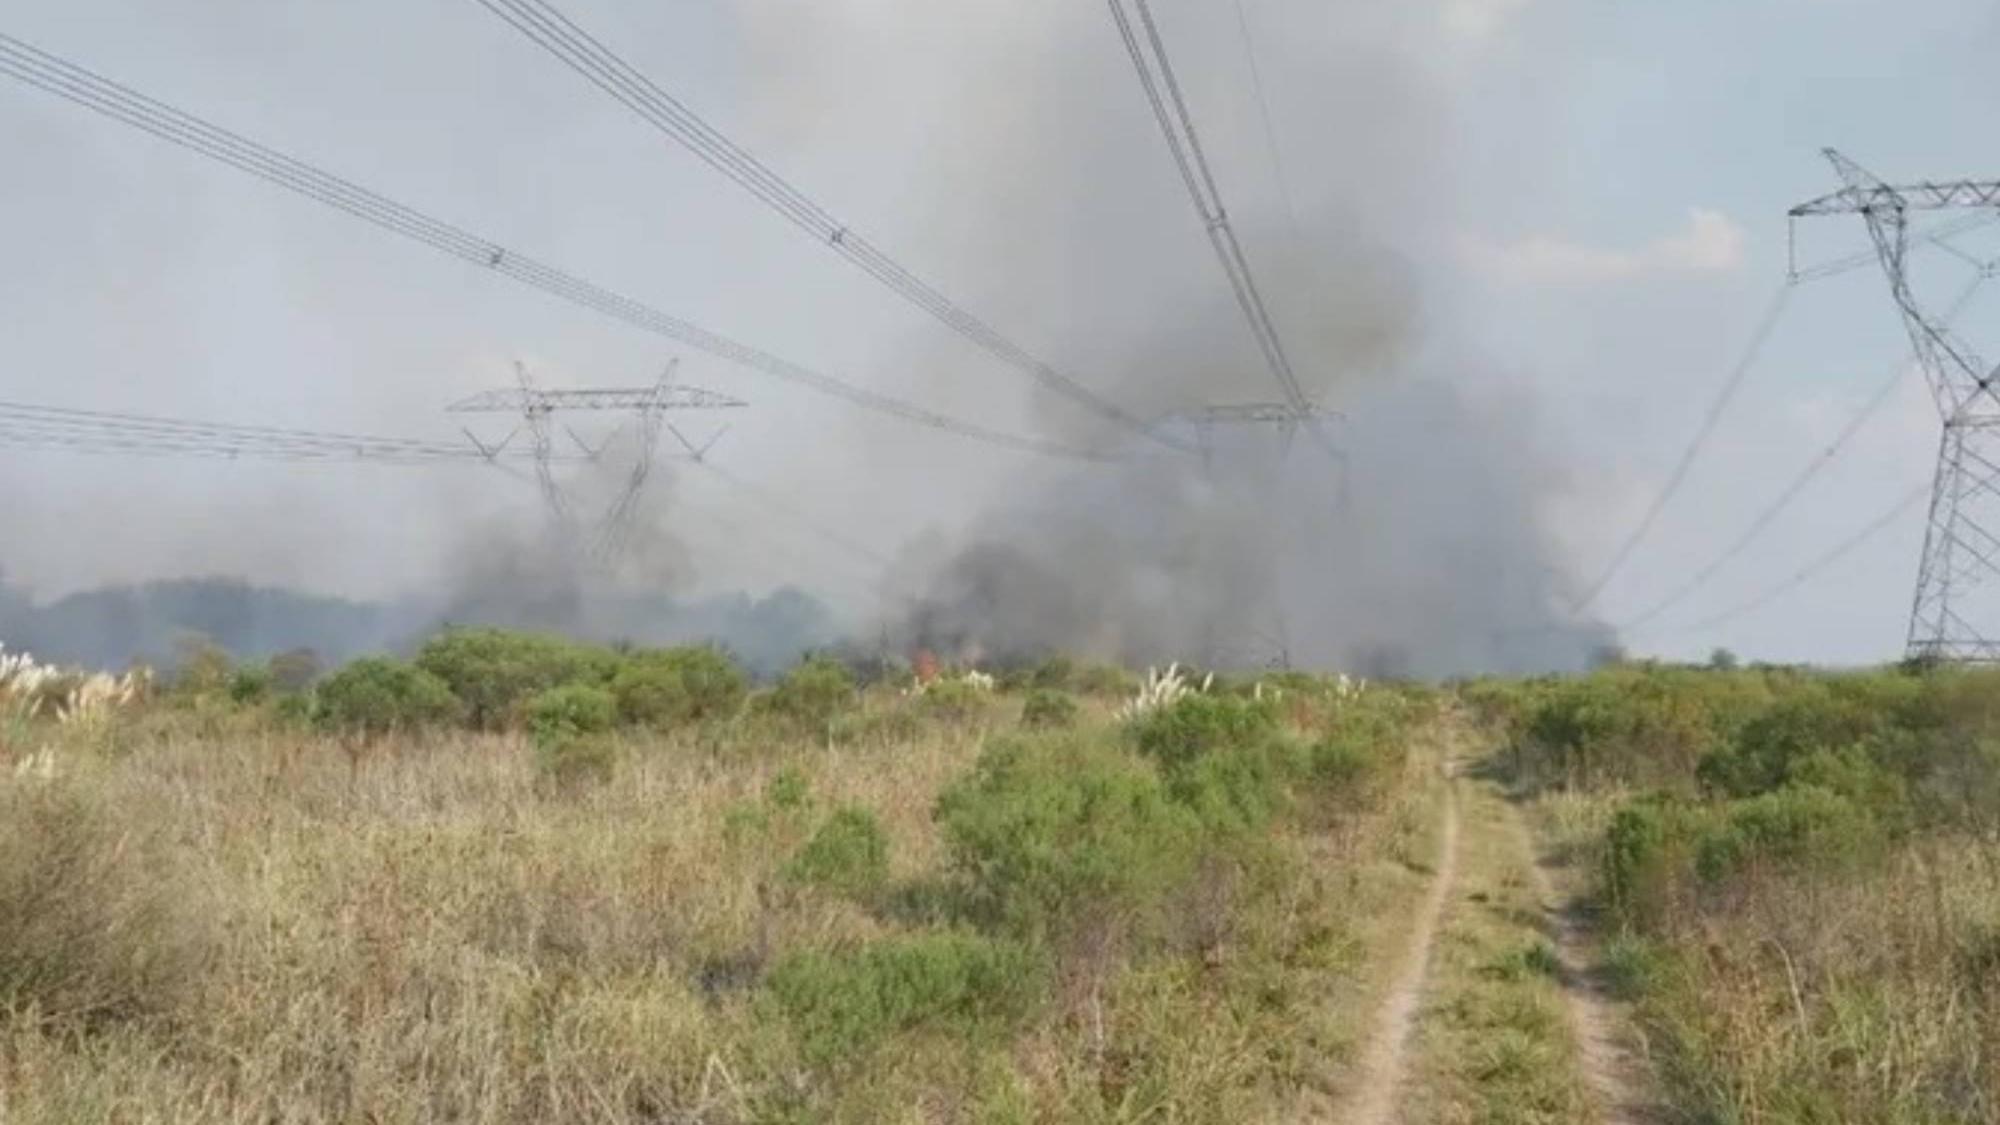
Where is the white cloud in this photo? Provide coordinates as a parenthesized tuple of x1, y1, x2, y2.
(1442, 0, 1536, 40)
(1466, 208, 1748, 284)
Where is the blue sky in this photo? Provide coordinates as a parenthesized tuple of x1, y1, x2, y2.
(1, 0, 1995, 666)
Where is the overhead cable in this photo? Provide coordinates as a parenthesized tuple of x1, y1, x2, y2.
(0, 32, 1104, 464)
(1642, 482, 1931, 638)
(1569, 278, 1797, 613)
(1620, 270, 1994, 631)
(0, 399, 530, 463)
(1104, 0, 1339, 462)
(470, 0, 1183, 453)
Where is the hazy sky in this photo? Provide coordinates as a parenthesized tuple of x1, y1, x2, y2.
(2, 0, 1996, 666)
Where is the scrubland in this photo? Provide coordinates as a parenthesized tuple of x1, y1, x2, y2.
(11, 629, 1995, 1124)
(0, 633, 1440, 1124)
(1470, 660, 2000, 1124)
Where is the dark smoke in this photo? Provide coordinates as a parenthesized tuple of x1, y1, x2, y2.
(737, 0, 1612, 676)
(889, 219, 1612, 677)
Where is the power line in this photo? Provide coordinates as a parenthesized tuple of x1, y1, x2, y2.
(1641, 481, 1931, 638)
(0, 31, 1105, 464)
(1569, 278, 1797, 613)
(1228, 0, 1306, 248)
(1620, 270, 1994, 632)
(0, 395, 910, 608)
(1104, 0, 1336, 465)
(695, 461, 898, 574)
(0, 399, 540, 463)
(470, 0, 1183, 453)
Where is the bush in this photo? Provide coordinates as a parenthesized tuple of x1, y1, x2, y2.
(1164, 736, 1301, 835)
(609, 646, 746, 728)
(414, 628, 618, 730)
(525, 683, 617, 747)
(1129, 694, 1280, 777)
(1074, 664, 1136, 699)
(0, 785, 213, 1027)
(1019, 690, 1079, 730)
(1304, 694, 1410, 799)
(786, 807, 890, 899)
(1515, 665, 1777, 790)
(1600, 798, 1701, 928)
(762, 656, 856, 731)
(313, 657, 461, 737)
(225, 664, 272, 706)
(1693, 784, 1881, 882)
(1028, 657, 1075, 692)
(936, 733, 1201, 938)
(1696, 684, 1891, 798)
(762, 932, 1040, 1064)
(920, 678, 990, 724)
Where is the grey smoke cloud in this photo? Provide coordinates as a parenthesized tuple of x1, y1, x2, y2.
(0, 0, 1607, 674)
(741, 0, 1608, 673)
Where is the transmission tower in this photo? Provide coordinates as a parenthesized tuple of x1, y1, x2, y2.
(1150, 401, 1345, 670)
(1791, 150, 2000, 661)
(447, 360, 746, 562)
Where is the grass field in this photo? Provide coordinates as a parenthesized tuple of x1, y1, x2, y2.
(7, 634, 1998, 1122)
(1473, 661, 2000, 1124)
(0, 634, 1443, 1123)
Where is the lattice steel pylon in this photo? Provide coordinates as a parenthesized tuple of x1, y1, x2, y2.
(448, 360, 747, 563)
(1151, 401, 1346, 670)
(1791, 150, 2000, 661)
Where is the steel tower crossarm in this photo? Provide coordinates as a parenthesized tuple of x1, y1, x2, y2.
(1790, 158, 2000, 217)
(1792, 150, 2000, 663)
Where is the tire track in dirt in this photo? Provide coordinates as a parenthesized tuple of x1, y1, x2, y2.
(1512, 807, 1661, 1124)
(1330, 763, 1462, 1125)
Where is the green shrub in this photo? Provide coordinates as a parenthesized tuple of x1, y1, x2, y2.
(762, 932, 1040, 1064)
(1164, 736, 1301, 835)
(1028, 657, 1075, 692)
(762, 656, 856, 731)
(1129, 694, 1280, 776)
(1696, 686, 1871, 798)
(1074, 664, 1136, 698)
(1305, 695, 1410, 799)
(920, 679, 989, 724)
(0, 785, 213, 1027)
(272, 692, 315, 728)
(609, 646, 746, 728)
(1601, 799, 1693, 927)
(225, 664, 272, 706)
(414, 628, 618, 730)
(1693, 784, 1880, 882)
(935, 733, 1201, 937)
(1019, 690, 1079, 730)
(1515, 665, 1779, 791)
(312, 657, 460, 737)
(786, 807, 890, 899)
(525, 683, 617, 746)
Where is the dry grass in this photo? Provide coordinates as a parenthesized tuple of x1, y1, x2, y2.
(1625, 841, 2000, 1124)
(0, 682, 1438, 1123)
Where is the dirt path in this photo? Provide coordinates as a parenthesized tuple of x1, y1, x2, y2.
(1329, 764, 1462, 1125)
(1512, 807, 1660, 1124)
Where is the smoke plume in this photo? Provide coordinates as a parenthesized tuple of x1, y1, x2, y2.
(737, 0, 1611, 675)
